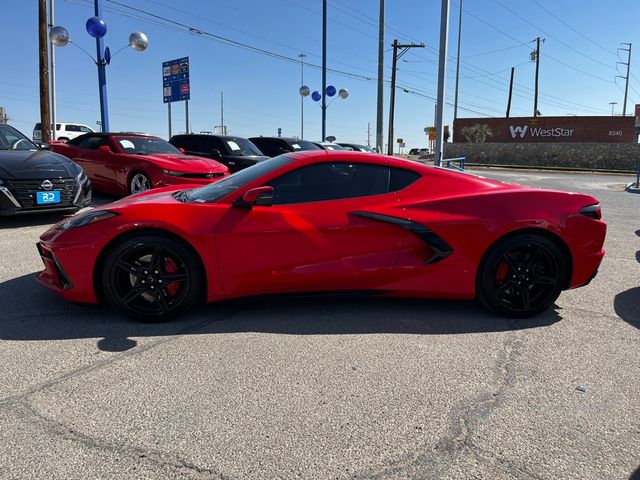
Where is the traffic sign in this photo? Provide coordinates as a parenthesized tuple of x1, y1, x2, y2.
(162, 57, 190, 103)
(396, 138, 404, 144)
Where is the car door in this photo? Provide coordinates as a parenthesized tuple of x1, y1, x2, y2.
(214, 161, 408, 296)
(74, 135, 119, 192)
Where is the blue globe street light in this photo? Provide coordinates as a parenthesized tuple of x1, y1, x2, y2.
(300, 85, 349, 139)
(85, 16, 107, 38)
(50, 0, 148, 132)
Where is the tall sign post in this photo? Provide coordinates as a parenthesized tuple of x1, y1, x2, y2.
(163, 57, 190, 138)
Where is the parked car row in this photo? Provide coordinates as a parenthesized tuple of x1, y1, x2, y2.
(0, 125, 380, 216)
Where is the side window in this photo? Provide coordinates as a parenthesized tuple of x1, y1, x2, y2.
(268, 162, 390, 205)
(389, 168, 421, 191)
(77, 136, 108, 150)
(208, 137, 226, 153)
(79, 126, 92, 133)
(173, 136, 192, 151)
(253, 139, 289, 157)
(65, 124, 80, 132)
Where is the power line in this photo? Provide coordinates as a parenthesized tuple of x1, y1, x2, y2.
(463, 43, 528, 59)
(528, 0, 615, 57)
(491, 0, 616, 72)
(543, 53, 613, 83)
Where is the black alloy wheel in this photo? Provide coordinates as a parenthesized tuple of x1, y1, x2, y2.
(477, 234, 567, 318)
(102, 235, 202, 321)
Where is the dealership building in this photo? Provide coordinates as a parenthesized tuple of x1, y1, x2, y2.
(453, 115, 639, 144)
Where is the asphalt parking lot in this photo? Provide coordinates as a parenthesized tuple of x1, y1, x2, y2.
(1, 168, 638, 479)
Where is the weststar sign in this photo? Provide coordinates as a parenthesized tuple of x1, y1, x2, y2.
(509, 125, 575, 139)
(454, 116, 635, 143)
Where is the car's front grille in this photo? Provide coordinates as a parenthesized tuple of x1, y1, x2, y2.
(7, 178, 77, 209)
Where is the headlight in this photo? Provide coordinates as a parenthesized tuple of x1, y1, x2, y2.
(57, 210, 119, 230)
(76, 170, 88, 183)
(163, 169, 185, 177)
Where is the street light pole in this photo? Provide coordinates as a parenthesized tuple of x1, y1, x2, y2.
(321, 0, 327, 141)
(299, 53, 306, 139)
(49, 0, 56, 140)
(376, 0, 385, 153)
(453, 0, 462, 121)
(93, 0, 109, 132)
(609, 101, 617, 116)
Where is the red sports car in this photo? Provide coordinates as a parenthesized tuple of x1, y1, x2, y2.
(36, 151, 606, 321)
(49, 133, 229, 195)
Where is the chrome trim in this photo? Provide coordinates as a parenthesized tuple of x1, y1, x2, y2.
(73, 182, 82, 204)
(0, 186, 21, 208)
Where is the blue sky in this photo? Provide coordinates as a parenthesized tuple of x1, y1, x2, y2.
(2, 0, 640, 149)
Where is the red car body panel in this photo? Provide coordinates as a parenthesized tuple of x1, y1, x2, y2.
(36, 151, 606, 307)
(49, 135, 229, 195)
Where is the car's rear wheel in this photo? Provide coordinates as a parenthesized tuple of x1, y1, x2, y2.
(477, 234, 566, 318)
(129, 172, 152, 195)
(101, 235, 202, 321)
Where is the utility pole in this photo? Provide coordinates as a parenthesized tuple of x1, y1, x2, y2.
(48, 0, 56, 140)
(506, 66, 514, 118)
(38, 0, 51, 144)
(533, 37, 542, 117)
(367, 122, 371, 147)
(298, 53, 306, 139)
(453, 0, 462, 121)
(617, 43, 632, 116)
(434, 0, 450, 167)
(388, 39, 425, 155)
(375, 0, 385, 153)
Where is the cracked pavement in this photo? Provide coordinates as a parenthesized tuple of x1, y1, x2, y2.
(0, 169, 638, 479)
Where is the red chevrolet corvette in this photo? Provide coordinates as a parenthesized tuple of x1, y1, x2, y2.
(36, 151, 606, 321)
(49, 133, 229, 196)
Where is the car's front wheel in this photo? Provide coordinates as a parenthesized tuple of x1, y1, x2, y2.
(101, 235, 203, 321)
(477, 233, 567, 318)
(129, 172, 152, 195)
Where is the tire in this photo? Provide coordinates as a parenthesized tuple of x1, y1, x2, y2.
(129, 172, 152, 195)
(101, 235, 203, 321)
(477, 234, 567, 318)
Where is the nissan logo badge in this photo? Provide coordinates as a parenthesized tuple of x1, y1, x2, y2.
(41, 180, 53, 190)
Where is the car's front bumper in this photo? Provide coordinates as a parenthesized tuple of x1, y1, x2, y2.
(0, 177, 91, 216)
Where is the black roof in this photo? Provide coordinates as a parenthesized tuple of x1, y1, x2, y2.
(171, 133, 249, 140)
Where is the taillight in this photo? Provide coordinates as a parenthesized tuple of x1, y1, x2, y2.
(580, 203, 601, 220)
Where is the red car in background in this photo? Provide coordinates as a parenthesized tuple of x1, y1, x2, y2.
(49, 133, 229, 196)
(36, 151, 606, 322)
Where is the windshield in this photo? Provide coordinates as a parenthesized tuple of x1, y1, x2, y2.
(288, 139, 322, 151)
(225, 137, 263, 156)
(114, 136, 181, 155)
(186, 154, 294, 203)
(0, 124, 38, 151)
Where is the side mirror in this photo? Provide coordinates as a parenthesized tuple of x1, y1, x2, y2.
(234, 186, 274, 208)
(210, 149, 222, 159)
(98, 145, 112, 154)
